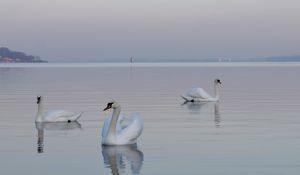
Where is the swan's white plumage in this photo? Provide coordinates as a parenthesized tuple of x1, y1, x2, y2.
(186, 87, 212, 99)
(40, 110, 82, 122)
(102, 114, 125, 138)
(182, 79, 221, 102)
(101, 102, 143, 146)
(118, 113, 143, 143)
(35, 96, 82, 122)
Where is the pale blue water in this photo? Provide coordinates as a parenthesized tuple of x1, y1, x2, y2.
(0, 62, 300, 175)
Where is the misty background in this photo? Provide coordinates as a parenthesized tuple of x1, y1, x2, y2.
(1, 0, 300, 62)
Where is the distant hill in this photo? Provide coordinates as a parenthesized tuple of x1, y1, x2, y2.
(258, 55, 300, 62)
(199, 55, 300, 62)
(237, 55, 300, 62)
(0, 47, 47, 63)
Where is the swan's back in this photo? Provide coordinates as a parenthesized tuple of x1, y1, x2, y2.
(41, 110, 82, 122)
(187, 88, 212, 99)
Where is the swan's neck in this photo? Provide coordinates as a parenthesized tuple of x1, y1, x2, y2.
(108, 106, 121, 137)
(214, 83, 220, 100)
(35, 102, 44, 122)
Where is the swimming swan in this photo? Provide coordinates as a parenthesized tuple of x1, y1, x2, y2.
(101, 101, 143, 146)
(35, 96, 82, 122)
(181, 79, 222, 102)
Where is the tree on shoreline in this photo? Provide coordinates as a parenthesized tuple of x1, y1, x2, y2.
(0, 47, 46, 63)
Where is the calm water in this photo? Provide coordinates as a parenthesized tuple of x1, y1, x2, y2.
(0, 63, 300, 175)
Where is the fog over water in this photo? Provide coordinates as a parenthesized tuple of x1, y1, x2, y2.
(1, 0, 300, 61)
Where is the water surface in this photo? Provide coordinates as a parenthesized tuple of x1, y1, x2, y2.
(0, 62, 300, 174)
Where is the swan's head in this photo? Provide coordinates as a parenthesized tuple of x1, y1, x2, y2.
(37, 96, 42, 104)
(103, 101, 120, 111)
(214, 79, 222, 85)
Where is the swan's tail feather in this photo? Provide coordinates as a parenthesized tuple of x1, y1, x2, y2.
(72, 112, 83, 121)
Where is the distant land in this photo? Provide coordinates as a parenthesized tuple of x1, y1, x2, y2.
(1, 46, 300, 63)
(0, 47, 47, 63)
(105, 55, 300, 62)
(254, 55, 300, 62)
(201, 55, 300, 62)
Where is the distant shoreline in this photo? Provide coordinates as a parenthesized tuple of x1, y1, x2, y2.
(0, 47, 47, 63)
(1, 61, 300, 68)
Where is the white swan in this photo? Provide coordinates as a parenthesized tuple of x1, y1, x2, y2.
(181, 79, 222, 102)
(35, 96, 82, 123)
(101, 101, 143, 146)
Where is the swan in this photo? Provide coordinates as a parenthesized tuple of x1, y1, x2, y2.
(35, 96, 82, 123)
(181, 79, 222, 102)
(101, 101, 143, 146)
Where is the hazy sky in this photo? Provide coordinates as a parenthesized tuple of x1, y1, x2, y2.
(1, 0, 300, 62)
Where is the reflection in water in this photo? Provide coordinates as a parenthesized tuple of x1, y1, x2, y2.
(181, 101, 208, 114)
(214, 103, 221, 128)
(102, 144, 144, 175)
(182, 101, 221, 127)
(37, 129, 44, 153)
(35, 121, 82, 153)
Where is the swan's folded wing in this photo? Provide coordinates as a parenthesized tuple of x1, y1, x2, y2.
(118, 113, 143, 142)
(117, 114, 126, 130)
(43, 110, 79, 122)
(187, 88, 211, 99)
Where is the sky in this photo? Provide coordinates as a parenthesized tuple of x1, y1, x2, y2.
(1, 0, 300, 62)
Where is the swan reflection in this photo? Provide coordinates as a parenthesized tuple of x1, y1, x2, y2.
(181, 101, 209, 114)
(102, 144, 144, 175)
(214, 103, 221, 127)
(35, 121, 82, 153)
(182, 101, 221, 127)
